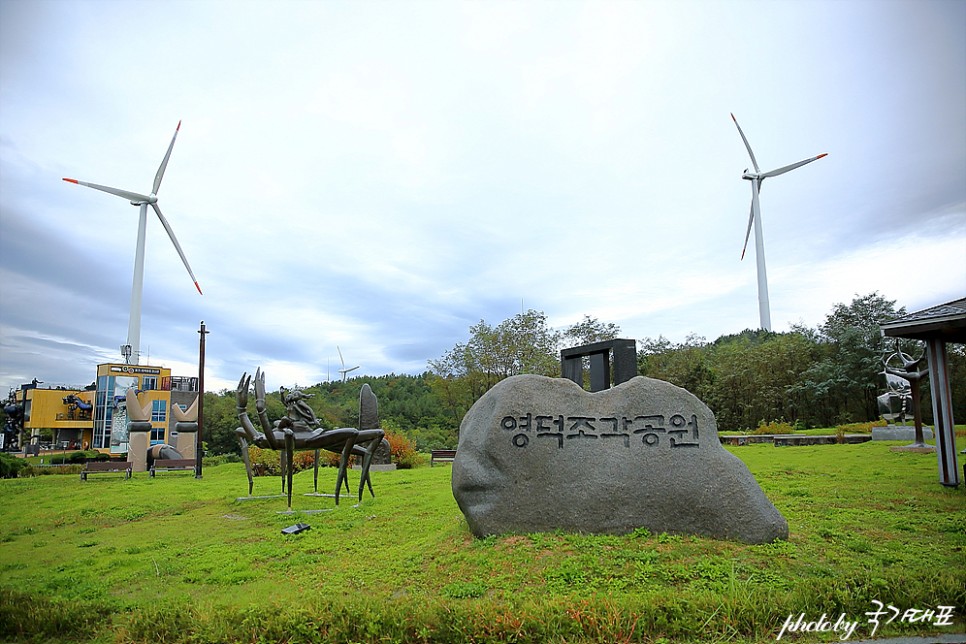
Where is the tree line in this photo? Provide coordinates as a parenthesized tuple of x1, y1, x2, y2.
(198, 292, 964, 454)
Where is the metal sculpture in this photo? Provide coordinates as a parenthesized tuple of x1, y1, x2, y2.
(881, 340, 930, 447)
(235, 369, 385, 508)
(877, 374, 913, 425)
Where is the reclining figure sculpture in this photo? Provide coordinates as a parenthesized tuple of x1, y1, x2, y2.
(235, 368, 386, 508)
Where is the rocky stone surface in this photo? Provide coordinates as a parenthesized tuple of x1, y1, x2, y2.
(452, 375, 788, 544)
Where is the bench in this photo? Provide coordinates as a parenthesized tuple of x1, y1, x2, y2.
(431, 449, 457, 466)
(80, 461, 132, 480)
(150, 459, 196, 477)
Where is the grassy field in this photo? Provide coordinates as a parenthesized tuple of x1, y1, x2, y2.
(1, 438, 964, 643)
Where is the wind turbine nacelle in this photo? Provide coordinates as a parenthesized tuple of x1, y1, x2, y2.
(741, 170, 758, 181)
(130, 194, 158, 206)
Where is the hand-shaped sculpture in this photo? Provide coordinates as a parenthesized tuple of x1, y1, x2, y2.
(235, 368, 385, 509)
(126, 388, 153, 422)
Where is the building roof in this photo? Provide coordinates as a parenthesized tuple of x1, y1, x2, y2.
(880, 297, 966, 343)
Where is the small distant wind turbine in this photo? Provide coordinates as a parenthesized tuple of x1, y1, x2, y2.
(63, 121, 202, 364)
(731, 113, 826, 332)
(337, 346, 360, 382)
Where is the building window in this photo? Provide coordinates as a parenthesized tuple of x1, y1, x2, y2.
(143, 377, 158, 391)
(151, 400, 167, 443)
(93, 376, 110, 449)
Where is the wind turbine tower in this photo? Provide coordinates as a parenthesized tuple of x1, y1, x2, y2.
(337, 346, 360, 382)
(731, 113, 826, 331)
(63, 121, 202, 364)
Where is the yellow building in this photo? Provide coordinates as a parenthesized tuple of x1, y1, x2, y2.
(92, 363, 175, 454)
(12, 363, 198, 455)
(14, 383, 94, 451)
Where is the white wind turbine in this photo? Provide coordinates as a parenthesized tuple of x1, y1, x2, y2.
(63, 121, 202, 364)
(337, 346, 360, 382)
(731, 113, 826, 332)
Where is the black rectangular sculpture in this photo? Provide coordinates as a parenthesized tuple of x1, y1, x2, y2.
(560, 339, 637, 392)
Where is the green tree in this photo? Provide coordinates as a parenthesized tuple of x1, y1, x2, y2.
(562, 315, 622, 346)
(812, 292, 907, 423)
(708, 331, 820, 430)
(201, 390, 241, 456)
(944, 342, 966, 423)
(429, 310, 618, 417)
(638, 334, 712, 399)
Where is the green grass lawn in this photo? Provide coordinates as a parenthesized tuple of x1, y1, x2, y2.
(1, 439, 964, 643)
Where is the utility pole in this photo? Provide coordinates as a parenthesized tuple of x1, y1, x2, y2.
(196, 320, 209, 478)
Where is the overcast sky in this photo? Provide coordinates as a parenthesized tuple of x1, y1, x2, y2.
(1, 0, 964, 394)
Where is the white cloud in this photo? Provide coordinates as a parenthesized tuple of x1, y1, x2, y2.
(1, 0, 963, 393)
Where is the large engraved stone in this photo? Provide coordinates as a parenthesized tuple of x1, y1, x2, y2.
(452, 375, 788, 544)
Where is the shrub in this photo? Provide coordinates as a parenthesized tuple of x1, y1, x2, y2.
(68, 450, 98, 464)
(0, 453, 27, 478)
(18, 464, 83, 477)
(247, 446, 317, 476)
(384, 430, 420, 469)
(396, 449, 425, 469)
(292, 450, 316, 471)
(248, 446, 280, 476)
(47, 450, 99, 465)
(318, 449, 342, 467)
(753, 419, 794, 435)
(203, 454, 241, 467)
(835, 419, 887, 434)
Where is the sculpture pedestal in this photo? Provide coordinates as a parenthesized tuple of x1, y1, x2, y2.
(128, 422, 152, 472)
(175, 422, 198, 462)
(872, 425, 934, 442)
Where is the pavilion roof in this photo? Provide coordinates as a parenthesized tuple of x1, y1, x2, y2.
(880, 297, 966, 343)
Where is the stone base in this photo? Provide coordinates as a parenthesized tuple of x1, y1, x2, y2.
(351, 463, 397, 472)
(872, 426, 933, 442)
(890, 445, 936, 453)
(174, 423, 198, 461)
(128, 425, 151, 472)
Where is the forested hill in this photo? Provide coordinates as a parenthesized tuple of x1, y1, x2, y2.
(202, 373, 458, 455)
(199, 293, 965, 456)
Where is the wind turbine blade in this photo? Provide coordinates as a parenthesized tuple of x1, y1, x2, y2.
(150, 203, 203, 294)
(337, 346, 345, 368)
(761, 153, 827, 179)
(730, 113, 759, 173)
(62, 178, 150, 204)
(741, 198, 755, 261)
(153, 120, 181, 194)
